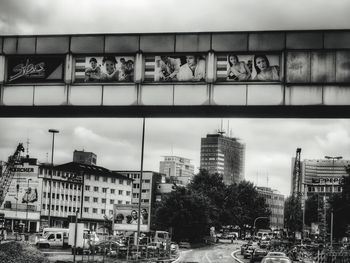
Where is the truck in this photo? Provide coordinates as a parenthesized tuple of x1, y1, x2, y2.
(36, 228, 69, 248)
(68, 223, 98, 254)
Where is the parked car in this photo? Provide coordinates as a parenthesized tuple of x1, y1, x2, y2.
(241, 244, 249, 255)
(243, 246, 255, 259)
(260, 240, 270, 249)
(251, 249, 268, 262)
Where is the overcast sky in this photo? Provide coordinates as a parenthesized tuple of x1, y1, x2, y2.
(1, 0, 350, 196)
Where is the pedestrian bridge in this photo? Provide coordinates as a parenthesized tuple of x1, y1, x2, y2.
(1, 30, 350, 118)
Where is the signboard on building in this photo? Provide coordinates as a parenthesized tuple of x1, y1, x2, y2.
(74, 56, 134, 83)
(145, 55, 206, 82)
(7, 56, 65, 83)
(113, 204, 150, 232)
(216, 54, 281, 82)
(311, 177, 344, 184)
(1, 163, 41, 213)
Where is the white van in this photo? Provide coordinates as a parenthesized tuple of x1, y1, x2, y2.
(36, 228, 69, 248)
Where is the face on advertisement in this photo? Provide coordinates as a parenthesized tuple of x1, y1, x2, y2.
(186, 56, 197, 67)
(131, 210, 138, 219)
(229, 55, 239, 64)
(256, 56, 268, 71)
(104, 60, 116, 74)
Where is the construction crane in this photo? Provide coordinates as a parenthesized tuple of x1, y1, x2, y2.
(292, 148, 302, 197)
(0, 143, 25, 207)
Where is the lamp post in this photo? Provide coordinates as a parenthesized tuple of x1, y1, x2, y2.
(324, 155, 342, 247)
(48, 129, 59, 227)
(25, 178, 32, 233)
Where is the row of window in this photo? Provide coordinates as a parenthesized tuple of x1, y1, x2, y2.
(84, 185, 131, 195)
(44, 180, 81, 190)
(40, 168, 82, 181)
(83, 196, 125, 204)
(307, 186, 342, 192)
(84, 207, 114, 215)
(85, 174, 130, 185)
(43, 192, 81, 202)
(42, 204, 78, 213)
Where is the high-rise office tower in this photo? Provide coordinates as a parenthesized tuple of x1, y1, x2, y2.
(159, 156, 194, 186)
(200, 133, 245, 185)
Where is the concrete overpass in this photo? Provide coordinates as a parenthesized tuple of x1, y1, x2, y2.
(1, 30, 350, 118)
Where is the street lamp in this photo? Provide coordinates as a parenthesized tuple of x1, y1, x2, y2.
(324, 155, 342, 247)
(25, 178, 32, 233)
(48, 129, 59, 227)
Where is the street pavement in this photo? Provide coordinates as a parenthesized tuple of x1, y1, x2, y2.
(174, 239, 246, 263)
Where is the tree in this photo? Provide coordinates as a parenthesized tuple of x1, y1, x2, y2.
(329, 172, 350, 239)
(153, 187, 211, 242)
(304, 194, 321, 226)
(188, 170, 227, 229)
(224, 181, 270, 230)
(284, 195, 302, 233)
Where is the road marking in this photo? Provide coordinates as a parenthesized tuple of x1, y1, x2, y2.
(172, 249, 193, 263)
(205, 252, 212, 263)
(231, 249, 245, 263)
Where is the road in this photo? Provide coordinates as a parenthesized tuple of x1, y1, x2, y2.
(175, 239, 247, 263)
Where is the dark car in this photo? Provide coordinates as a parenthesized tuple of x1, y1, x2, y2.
(243, 246, 255, 259)
(251, 249, 268, 262)
(241, 244, 249, 255)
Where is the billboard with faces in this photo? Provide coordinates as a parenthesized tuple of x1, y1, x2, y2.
(144, 54, 206, 82)
(216, 54, 281, 82)
(74, 56, 135, 83)
(113, 204, 150, 232)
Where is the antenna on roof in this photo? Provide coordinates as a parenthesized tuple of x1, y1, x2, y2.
(218, 119, 225, 135)
(26, 137, 30, 156)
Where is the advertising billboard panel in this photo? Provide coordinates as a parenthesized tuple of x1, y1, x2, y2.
(144, 55, 206, 82)
(113, 204, 150, 232)
(216, 54, 281, 82)
(7, 56, 65, 83)
(74, 56, 134, 83)
(1, 163, 41, 213)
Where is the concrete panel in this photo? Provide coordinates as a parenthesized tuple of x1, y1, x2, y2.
(324, 86, 350, 105)
(286, 32, 323, 49)
(285, 86, 323, 105)
(175, 34, 211, 52)
(0, 37, 3, 54)
(3, 37, 17, 54)
(2, 86, 34, 105)
(336, 51, 350, 82)
(249, 32, 285, 51)
(141, 85, 173, 105)
(324, 31, 350, 49)
(212, 85, 246, 105)
(103, 85, 137, 105)
(17, 37, 36, 54)
(247, 85, 283, 105)
(286, 52, 311, 83)
(311, 52, 335, 83)
(71, 36, 104, 54)
(36, 36, 69, 54)
(212, 33, 248, 52)
(69, 85, 102, 105)
(174, 85, 208, 105)
(34, 85, 67, 105)
(140, 34, 175, 53)
(0, 56, 4, 83)
(105, 35, 139, 53)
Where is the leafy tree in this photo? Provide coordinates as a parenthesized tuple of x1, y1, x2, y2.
(154, 186, 211, 242)
(188, 169, 227, 228)
(284, 195, 302, 233)
(305, 194, 321, 226)
(329, 172, 350, 239)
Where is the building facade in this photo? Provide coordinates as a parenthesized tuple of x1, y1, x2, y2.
(200, 133, 245, 185)
(0, 156, 133, 233)
(73, 150, 97, 166)
(256, 186, 285, 230)
(159, 156, 194, 186)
